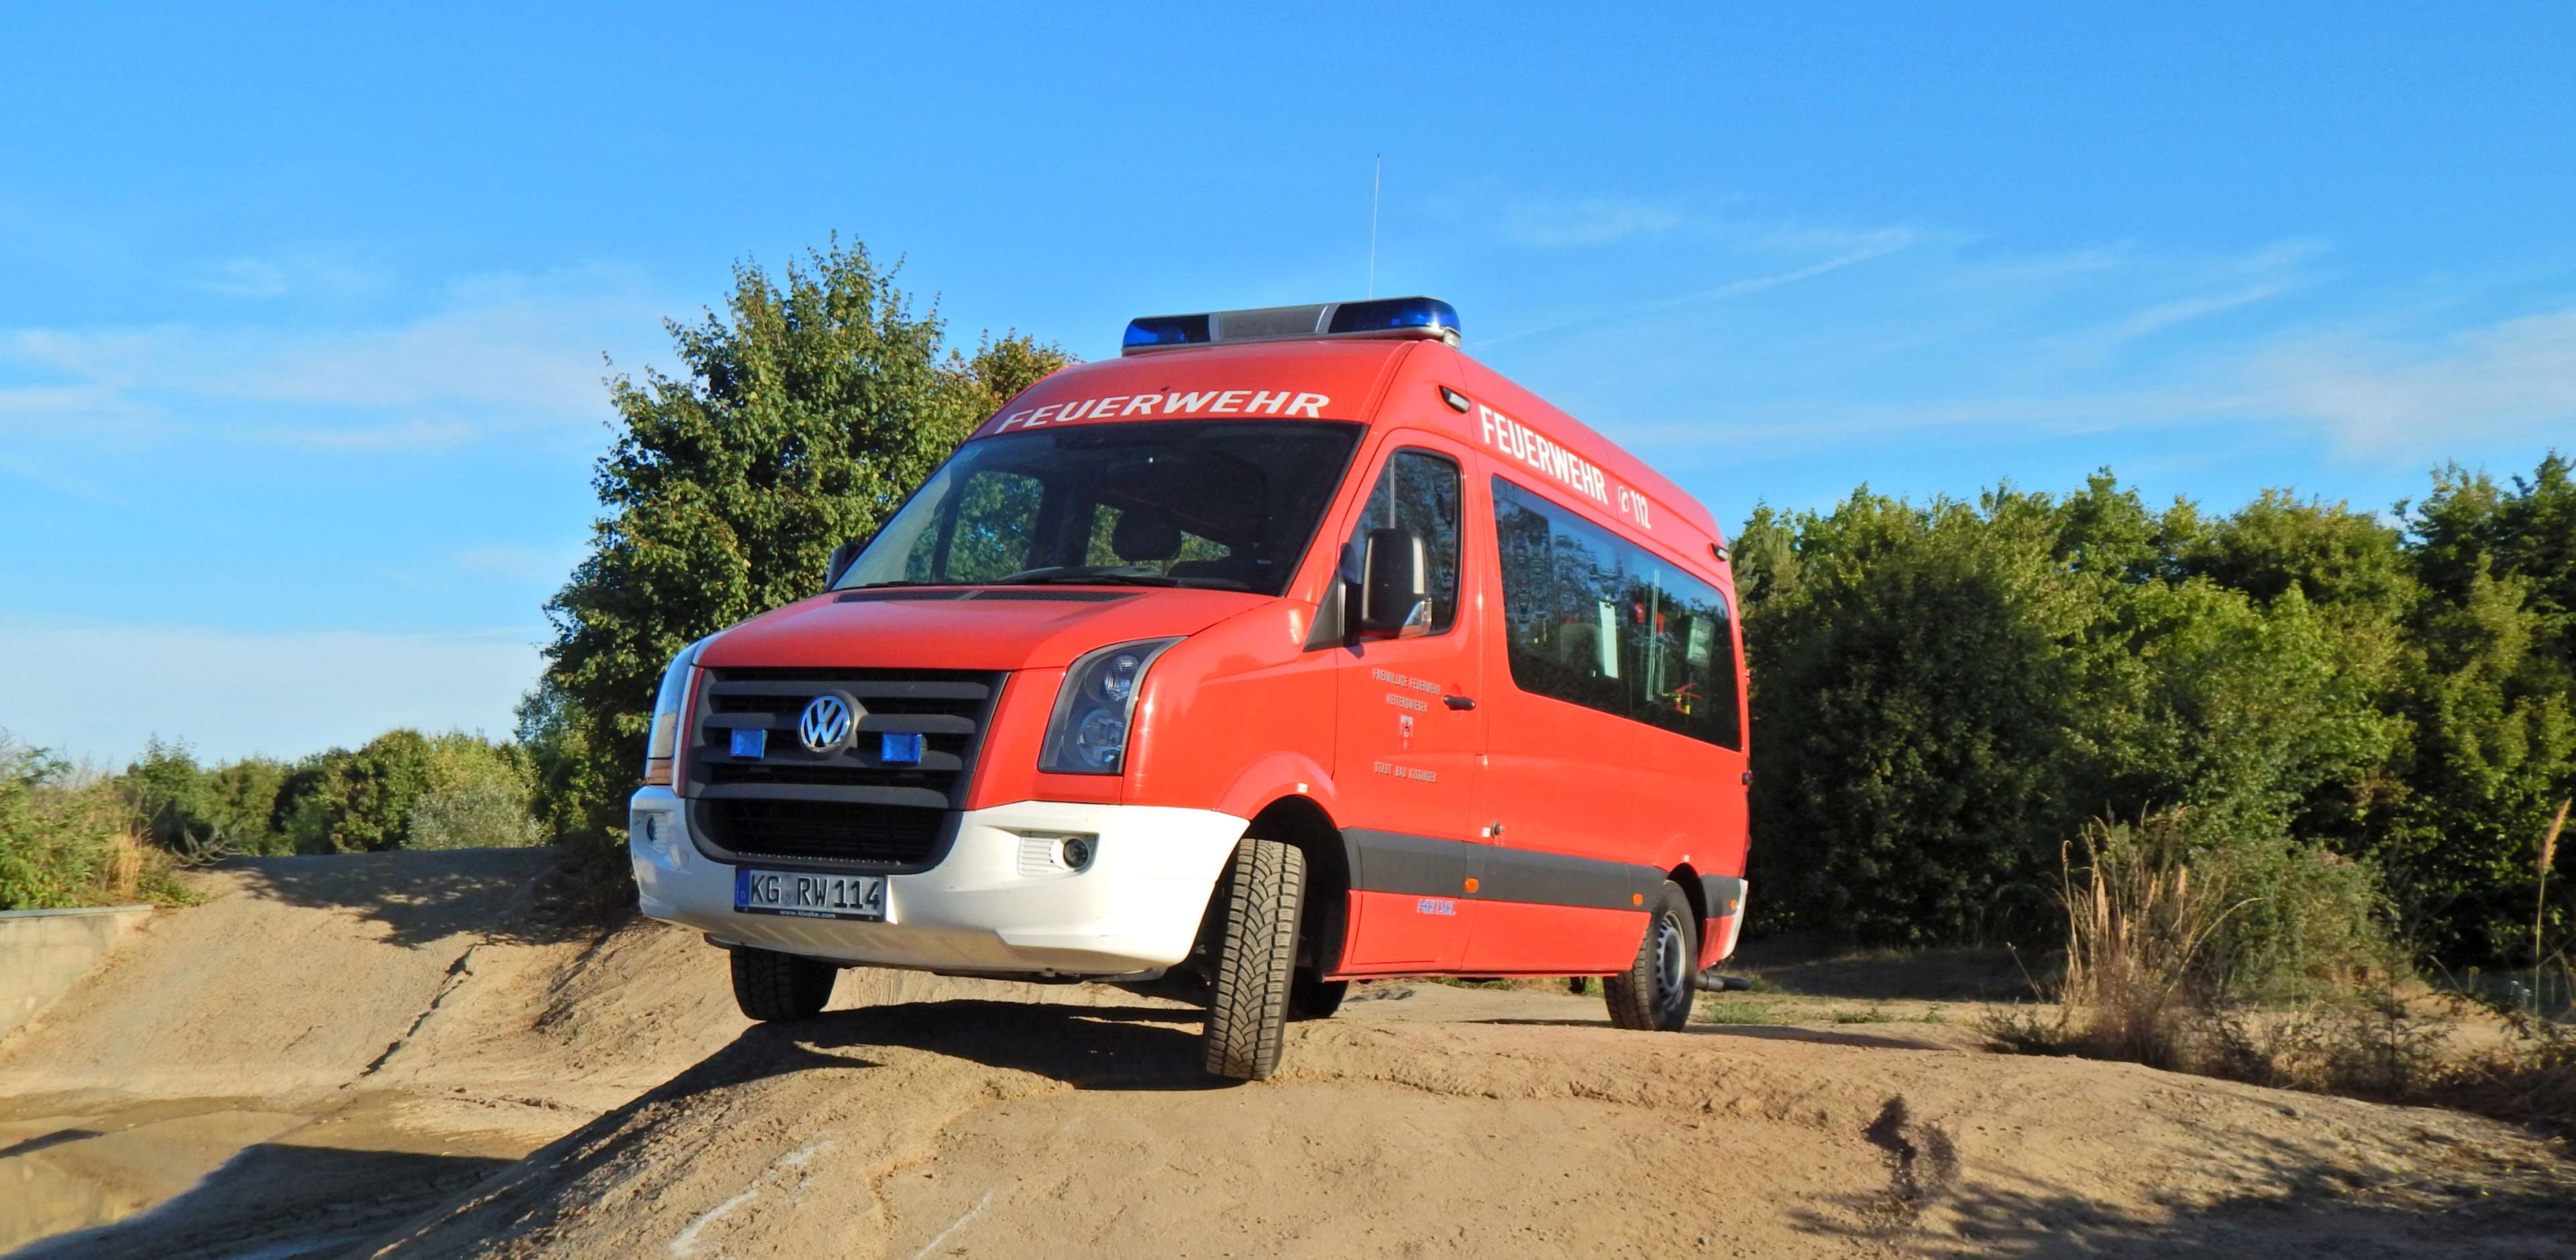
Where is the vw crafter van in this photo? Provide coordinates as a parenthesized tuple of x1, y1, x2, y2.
(629, 297, 1752, 1080)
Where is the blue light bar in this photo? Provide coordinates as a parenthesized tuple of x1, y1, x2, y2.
(1326, 296, 1460, 337)
(1120, 297, 1462, 355)
(1121, 313, 1214, 352)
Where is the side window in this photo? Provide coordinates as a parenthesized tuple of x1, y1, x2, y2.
(1623, 559, 1742, 750)
(1352, 449, 1461, 633)
(1492, 476, 1741, 749)
(1493, 479, 1625, 713)
(912, 468, 1041, 581)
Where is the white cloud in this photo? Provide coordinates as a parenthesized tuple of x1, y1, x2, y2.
(2097, 281, 2293, 345)
(2233, 306, 2576, 456)
(1606, 300, 2576, 471)
(1482, 229, 1919, 348)
(455, 543, 584, 584)
(0, 617, 544, 766)
(191, 249, 386, 301)
(196, 257, 290, 299)
(1501, 197, 1688, 247)
(0, 265, 671, 448)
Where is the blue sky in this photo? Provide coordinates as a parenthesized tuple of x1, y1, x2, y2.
(4, 3, 2571, 765)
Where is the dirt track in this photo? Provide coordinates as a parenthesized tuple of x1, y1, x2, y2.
(3, 850, 2571, 1258)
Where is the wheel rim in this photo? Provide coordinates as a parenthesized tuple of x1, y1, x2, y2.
(1654, 911, 1688, 1009)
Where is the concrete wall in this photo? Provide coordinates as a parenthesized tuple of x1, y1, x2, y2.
(0, 905, 154, 1043)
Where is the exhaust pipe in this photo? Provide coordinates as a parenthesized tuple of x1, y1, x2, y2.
(1693, 971, 1756, 993)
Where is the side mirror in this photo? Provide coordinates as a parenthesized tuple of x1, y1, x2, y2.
(824, 539, 865, 589)
(1353, 527, 1432, 638)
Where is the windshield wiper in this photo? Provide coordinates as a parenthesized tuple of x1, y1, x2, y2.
(841, 579, 951, 590)
(989, 570, 1181, 587)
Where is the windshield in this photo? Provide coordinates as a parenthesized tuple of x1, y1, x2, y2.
(837, 420, 1364, 595)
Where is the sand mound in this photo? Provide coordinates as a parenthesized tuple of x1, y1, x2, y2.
(4, 848, 2572, 1258)
(365, 994, 2575, 1259)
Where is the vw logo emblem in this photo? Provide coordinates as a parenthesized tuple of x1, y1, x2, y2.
(797, 694, 856, 754)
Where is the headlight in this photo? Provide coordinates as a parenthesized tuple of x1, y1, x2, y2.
(643, 635, 717, 784)
(1040, 638, 1180, 775)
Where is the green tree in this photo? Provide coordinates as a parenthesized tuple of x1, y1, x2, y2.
(1739, 472, 2407, 980)
(1739, 488, 2094, 943)
(278, 730, 437, 853)
(538, 238, 1071, 841)
(403, 732, 543, 850)
(2380, 456, 2576, 958)
(124, 736, 291, 856)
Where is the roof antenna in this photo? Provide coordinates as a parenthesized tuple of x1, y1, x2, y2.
(1366, 154, 1382, 298)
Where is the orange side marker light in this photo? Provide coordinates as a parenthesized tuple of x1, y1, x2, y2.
(1463, 876, 1481, 893)
(1630, 892, 1645, 906)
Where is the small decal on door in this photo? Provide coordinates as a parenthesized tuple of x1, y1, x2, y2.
(1414, 898, 1457, 916)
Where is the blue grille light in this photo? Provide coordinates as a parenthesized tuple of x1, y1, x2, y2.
(1121, 314, 1214, 351)
(1326, 296, 1460, 338)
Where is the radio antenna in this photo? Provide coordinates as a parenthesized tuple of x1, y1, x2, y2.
(1367, 154, 1382, 298)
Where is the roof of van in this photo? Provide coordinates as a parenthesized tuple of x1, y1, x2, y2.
(971, 339, 1727, 549)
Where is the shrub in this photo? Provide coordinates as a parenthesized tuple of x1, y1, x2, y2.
(1992, 809, 2402, 1068)
(123, 736, 292, 859)
(0, 732, 183, 909)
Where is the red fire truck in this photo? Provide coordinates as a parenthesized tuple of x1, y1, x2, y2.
(629, 297, 1751, 1079)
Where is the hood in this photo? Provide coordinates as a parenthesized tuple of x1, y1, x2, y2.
(698, 587, 1273, 673)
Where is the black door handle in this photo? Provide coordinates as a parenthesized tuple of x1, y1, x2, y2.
(1443, 694, 1476, 710)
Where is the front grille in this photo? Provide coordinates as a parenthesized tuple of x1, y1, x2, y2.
(685, 667, 1001, 868)
(695, 797, 949, 864)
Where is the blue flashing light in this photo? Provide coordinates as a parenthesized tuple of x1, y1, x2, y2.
(1119, 297, 1462, 355)
(1122, 314, 1214, 352)
(1326, 296, 1461, 339)
(730, 728, 767, 758)
(880, 732, 924, 764)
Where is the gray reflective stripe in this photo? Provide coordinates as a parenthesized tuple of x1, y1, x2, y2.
(1343, 827, 1477, 895)
(1342, 828, 1663, 913)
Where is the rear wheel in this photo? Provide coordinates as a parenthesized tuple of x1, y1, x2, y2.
(1604, 881, 1697, 1031)
(1203, 836, 1305, 1079)
(730, 947, 838, 1022)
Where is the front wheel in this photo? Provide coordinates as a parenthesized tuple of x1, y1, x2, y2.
(1604, 881, 1697, 1031)
(1203, 836, 1306, 1080)
(731, 946, 837, 1022)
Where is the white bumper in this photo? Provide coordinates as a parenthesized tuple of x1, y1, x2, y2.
(628, 789, 1246, 976)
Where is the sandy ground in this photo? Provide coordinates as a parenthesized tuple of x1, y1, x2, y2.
(1, 849, 2571, 1259)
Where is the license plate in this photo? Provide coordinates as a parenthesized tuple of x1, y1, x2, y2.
(733, 867, 887, 920)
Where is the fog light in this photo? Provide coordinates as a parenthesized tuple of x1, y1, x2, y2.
(1061, 837, 1095, 870)
(629, 806, 687, 870)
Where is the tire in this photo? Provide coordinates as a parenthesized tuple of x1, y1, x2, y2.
(1203, 836, 1305, 1080)
(1604, 880, 1698, 1031)
(730, 946, 838, 1022)
(1289, 971, 1348, 1021)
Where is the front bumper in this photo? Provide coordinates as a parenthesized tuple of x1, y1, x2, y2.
(628, 789, 1247, 977)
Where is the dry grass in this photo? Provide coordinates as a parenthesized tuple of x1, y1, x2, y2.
(2023, 815, 2251, 1069)
(1985, 810, 2576, 1137)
